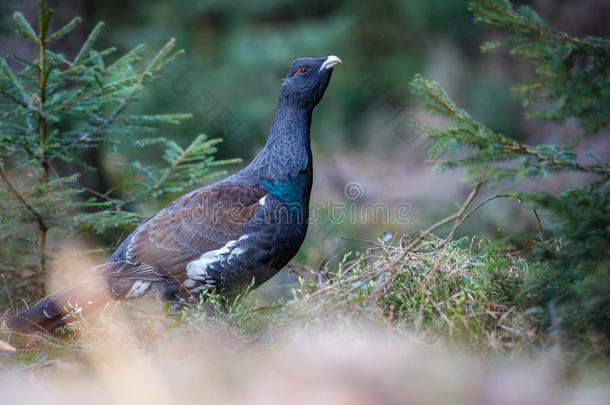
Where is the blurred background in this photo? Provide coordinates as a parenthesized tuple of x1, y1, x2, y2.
(1, 0, 608, 297)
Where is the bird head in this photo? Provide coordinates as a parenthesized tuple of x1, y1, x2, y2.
(280, 55, 342, 109)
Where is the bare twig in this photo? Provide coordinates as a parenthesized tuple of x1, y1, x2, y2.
(413, 194, 515, 253)
(399, 181, 483, 259)
(340, 236, 389, 249)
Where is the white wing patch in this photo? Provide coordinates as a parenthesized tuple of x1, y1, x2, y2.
(125, 280, 151, 298)
(229, 247, 245, 259)
(259, 195, 267, 206)
(185, 237, 249, 289)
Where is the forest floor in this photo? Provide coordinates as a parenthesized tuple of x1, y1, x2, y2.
(1, 235, 609, 405)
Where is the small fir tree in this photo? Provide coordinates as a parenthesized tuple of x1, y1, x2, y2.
(0, 1, 238, 304)
(410, 0, 610, 347)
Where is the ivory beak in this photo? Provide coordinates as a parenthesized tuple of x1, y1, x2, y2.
(320, 55, 343, 71)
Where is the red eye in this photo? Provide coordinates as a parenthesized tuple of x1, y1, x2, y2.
(294, 66, 311, 75)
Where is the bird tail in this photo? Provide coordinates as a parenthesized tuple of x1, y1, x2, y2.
(5, 276, 111, 333)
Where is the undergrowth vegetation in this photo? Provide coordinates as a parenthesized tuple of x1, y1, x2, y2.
(409, 0, 609, 353)
(3, 234, 536, 358)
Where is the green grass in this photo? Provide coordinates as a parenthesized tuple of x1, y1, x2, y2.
(265, 235, 537, 352)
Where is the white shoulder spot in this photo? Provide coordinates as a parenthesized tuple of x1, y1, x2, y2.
(259, 195, 267, 206)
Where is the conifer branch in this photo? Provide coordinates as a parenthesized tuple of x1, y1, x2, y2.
(469, 0, 610, 131)
(410, 74, 610, 181)
(150, 136, 199, 193)
(0, 1, 235, 298)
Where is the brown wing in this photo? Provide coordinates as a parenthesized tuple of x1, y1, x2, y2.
(110, 183, 267, 281)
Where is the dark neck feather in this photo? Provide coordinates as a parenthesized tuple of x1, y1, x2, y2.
(233, 103, 313, 184)
(265, 104, 312, 156)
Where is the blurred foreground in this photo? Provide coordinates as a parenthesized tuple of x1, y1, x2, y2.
(2, 238, 610, 405)
(2, 319, 609, 405)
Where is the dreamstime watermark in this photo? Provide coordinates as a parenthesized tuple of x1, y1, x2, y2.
(173, 67, 431, 153)
(177, 181, 414, 230)
(171, 67, 250, 142)
(309, 181, 412, 226)
(357, 74, 432, 153)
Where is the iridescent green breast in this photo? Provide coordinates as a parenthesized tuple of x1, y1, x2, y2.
(260, 172, 311, 208)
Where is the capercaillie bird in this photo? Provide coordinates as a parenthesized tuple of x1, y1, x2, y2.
(6, 55, 342, 333)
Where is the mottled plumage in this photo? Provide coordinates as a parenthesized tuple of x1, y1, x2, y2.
(6, 55, 341, 333)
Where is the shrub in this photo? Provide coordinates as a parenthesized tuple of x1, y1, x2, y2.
(409, 0, 609, 347)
